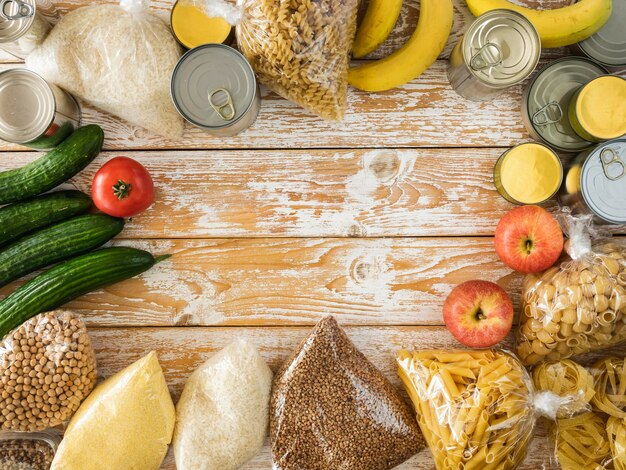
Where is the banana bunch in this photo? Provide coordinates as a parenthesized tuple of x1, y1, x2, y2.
(465, 0, 612, 48)
(349, 0, 454, 92)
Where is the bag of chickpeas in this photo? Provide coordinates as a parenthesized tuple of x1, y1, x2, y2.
(0, 310, 97, 432)
(517, 216, 626, 366)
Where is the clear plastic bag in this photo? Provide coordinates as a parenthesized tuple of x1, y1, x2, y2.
(0, 310, 97, 432)
(270, 316, 425, 469)
(173, 340, 273, 470)
(531, 357, 626, 470)
(517, 215, 626, 366)
(26, 0, 184, 138)
(397, 349, 539, 470)
(51, 351, 175, 470)
(235, 0, 359, 120)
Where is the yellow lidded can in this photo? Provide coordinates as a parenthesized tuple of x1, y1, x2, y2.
(494, 142, 563, 205)
(568, 75, 626, 142)
(170, 1, 234, 49)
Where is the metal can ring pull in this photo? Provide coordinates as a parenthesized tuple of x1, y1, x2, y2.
(0, 0, 34, 20)
(532, 101, 563, 126)
(208, 88, 235, 121)
(470, 42, 503, 71)
(600, 147, 626, 181)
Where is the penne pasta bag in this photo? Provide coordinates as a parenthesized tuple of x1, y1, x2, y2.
(517, 214, 626, 366)
(396, 349, 592, 470)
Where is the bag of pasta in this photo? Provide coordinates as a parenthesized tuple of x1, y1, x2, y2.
(396, 349, 590, 470)
(236, 0, 358, 120)
(517, 215, 626, 366)
(532, 357, 626, 470)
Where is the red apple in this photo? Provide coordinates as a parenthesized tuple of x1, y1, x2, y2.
(443, 280, 513, 348)
(495, 205, 563, 274)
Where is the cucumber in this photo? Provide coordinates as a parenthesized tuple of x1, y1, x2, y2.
(0, 125, 104, 205)
(0, 247, 167, 338)
(0, 190, 92, 248)
(0, 214, 124, 288)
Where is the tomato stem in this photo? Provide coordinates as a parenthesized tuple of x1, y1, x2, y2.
(113, 180, 132, 200)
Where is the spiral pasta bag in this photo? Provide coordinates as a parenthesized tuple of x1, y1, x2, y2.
(517, 240, 626, 366)
(396, 350, 535, 470)
(236, 0, 359, 120)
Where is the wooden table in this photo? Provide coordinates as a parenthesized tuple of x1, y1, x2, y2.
(1, 0, 625, 468)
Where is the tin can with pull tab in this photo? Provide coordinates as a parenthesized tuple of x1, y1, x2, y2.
(0, 0, 53, 58)
(560, 138, 626, 225)
(170, 44, 260, 137)
(448, 9, 540, 101)
(521, 57, 607, 153)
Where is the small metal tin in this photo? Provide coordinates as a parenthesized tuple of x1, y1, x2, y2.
(0, 430, 61, 469)
(0, 69, 81, 150)
(170, 0, 234, 49)
(494, 142, 563, 205)
(448, 9, 541, 101)
(0, 0, 52, 59)
(521, 57, 607, 153)
(573, 0, 626, 71)
(559, 138, 626, 224)
(171, 44, 260, 137)
(568, 75, 626, 142)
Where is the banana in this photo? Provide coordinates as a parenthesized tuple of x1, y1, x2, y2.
(348, 0, 454, 92)
(352, 0, 403, 59)
(465, 0, 612, 48)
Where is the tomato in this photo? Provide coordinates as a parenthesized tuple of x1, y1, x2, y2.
(92, 157, 154, 218)
(43, 123, 59, 137)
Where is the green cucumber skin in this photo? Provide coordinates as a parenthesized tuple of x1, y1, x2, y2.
(0, 247, 158, 338)
(0, 191, 92, 248)
(0, 125, 104, 205)
(0, 214, 124, 289)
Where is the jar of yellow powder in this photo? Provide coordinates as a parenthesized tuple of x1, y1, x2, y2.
(494, 142, 563, 204)
(568, 76, 626, 143)
(170, 0, 234, 49)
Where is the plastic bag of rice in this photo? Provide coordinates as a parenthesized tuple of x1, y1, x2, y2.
(173, 339, 272, 470)
(271, 316, 425, 469)
(51, 351, 175, 470)
(26, 0, 184, 138)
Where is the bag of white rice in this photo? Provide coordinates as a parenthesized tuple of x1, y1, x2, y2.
(173, 339, 273, 470)
(26, 0, 184, 138)
(51, 351, 175, 470)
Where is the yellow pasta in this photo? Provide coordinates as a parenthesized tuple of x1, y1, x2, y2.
(608, 416, 626, 470)
(592, 357, 626, 419)
(397, 349, 534, 470)
(532, 359, 595, 418)
(236, 0, 359, 120)
(552, 412, 611, 470)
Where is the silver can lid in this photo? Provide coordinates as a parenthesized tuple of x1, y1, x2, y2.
(0, 69, 54, 143)
(525, 57, 607, 152)
(581, 138, 626, 224)
(463, 9, 541, 87)
(0, 0, 36, 43)
(578, 0, 626, 67)
(171, 44, 256, 129)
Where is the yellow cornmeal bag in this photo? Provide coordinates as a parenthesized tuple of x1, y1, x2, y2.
(51, 351, 175, 470)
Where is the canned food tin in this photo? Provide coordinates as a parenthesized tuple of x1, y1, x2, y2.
(170, 0, 234, 49)
(560, 138, 626, 224)
(568, 75, 626, 142)
(448, 9, 541, 101)
(0, 69, 80, 150)
(522, 57, 607, 153)
(494, 142, 563, 204)
(0, 0, 51, 59)
(171, 44, 260, 137)
(573, 0, 626, 70)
